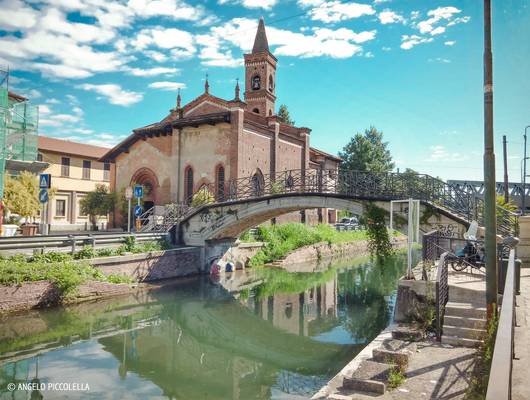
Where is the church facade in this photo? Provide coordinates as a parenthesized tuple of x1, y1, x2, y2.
(102, 18, 341, 226)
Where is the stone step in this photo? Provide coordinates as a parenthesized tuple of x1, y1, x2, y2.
(342, 360, 393, 395)
(441, 334, 483, 348)
(444, 315, 486, 330)
(443, 325, 485, 340)
(391, 325, 424, 341)
(445, 301, 487, 319)
(372, 339, 417, 366)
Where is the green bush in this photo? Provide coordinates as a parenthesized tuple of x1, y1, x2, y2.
(248, 223, 368, 267)
(123, 236, 136, 252)
(32, 251, 73, 263)
(74, 246, 96, 260)
(0, 258, 130, 296)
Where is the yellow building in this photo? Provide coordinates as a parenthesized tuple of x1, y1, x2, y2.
(37, 136, 114, 231)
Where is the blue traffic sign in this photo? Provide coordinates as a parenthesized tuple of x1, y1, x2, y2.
(39, 174, 51, 189)
(134, 205, 143, 217)
(134, 185, 143, 199)
(39, 189, 49, 203)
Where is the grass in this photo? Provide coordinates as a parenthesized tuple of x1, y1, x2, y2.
(244, 223, 369, 267)
(0, 237, 170, 296)
(465, 309, 498, 399)
(387, 367, 406, 389)
(0, 257, 132, 296)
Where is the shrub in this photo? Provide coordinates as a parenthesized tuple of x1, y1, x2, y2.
(247, 223, 368, 267)
(32, 251, 72, 263)
(191, 187, 215, 207)
(74, 246, 96, 260)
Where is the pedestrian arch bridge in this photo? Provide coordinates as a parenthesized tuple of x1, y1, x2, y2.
(139, 168, 518, 247)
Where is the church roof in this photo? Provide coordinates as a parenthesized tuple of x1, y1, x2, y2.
(252, 17, 269, 53)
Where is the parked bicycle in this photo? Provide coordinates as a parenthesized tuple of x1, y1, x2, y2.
(447, 240, 485, 272)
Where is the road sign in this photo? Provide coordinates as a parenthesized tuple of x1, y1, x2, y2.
(39, 189, 49, 203)
(134, 205, 143, 217)
(134, 185, 143, 199)
(39, 174, 51, 189)
(125, 186, 133, 200)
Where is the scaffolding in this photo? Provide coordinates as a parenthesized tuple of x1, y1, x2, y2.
(0, 67, 39, 198)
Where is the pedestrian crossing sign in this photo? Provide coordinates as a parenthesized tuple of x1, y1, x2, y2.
(39, 173, 51, 189)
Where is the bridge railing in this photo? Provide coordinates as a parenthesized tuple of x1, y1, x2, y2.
(135, 168, 518, 236)
(486, 248, 517, 400)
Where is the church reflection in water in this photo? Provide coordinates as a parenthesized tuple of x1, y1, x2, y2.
(0, 254, 410, 400)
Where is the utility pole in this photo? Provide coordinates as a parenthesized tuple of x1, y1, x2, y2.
(483, 0, 497, 318)
(503, 135, 509, 203)
(523, 127, 529, 215)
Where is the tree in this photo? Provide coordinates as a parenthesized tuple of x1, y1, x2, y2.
(339, 126, 394, 173)
(3, 172, 41, 219)
(277, 104, 295, 125)
(79, 184, 115, 230)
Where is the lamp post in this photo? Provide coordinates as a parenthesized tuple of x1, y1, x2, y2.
(523, 126, 530, 215)
(483, 0, 497, 318)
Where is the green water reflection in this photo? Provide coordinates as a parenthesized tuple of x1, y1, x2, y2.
(0, 252, 415, 399)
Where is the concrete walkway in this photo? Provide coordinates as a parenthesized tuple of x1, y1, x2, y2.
(328, 340, 476, 400)
(512, 266, 530, 400)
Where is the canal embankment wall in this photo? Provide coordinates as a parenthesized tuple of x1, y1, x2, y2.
(0, 247, 203, 315)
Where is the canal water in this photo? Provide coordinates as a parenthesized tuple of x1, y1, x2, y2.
(0, 252, 416, 400)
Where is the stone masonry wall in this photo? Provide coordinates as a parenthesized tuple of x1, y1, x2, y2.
(90, 247, 201, 281)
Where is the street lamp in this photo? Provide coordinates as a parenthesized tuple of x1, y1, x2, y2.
(522, 126, 530, 215)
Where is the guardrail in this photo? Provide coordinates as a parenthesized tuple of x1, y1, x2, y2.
(0, 232, 169, 253)
(435, 252, 450, 340)
(486, 248, 516, 400)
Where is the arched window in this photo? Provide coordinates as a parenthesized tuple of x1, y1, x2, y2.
(268, 74, 274, 92)
(252, 108, 260, 114)
(216, 165, 225, 201)
(184, 166, 193, 204)
(251, 169, 264, 197)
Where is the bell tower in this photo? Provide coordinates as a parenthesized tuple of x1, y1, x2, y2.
(244, 18, 277, 117)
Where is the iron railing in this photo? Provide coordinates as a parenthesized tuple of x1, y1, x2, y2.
(435, 252, 450, 340)
(486, 248, 516, 400)
(0, 232, 168, 254)
(137, 204, 191, 233)
(137, 168, 518, 236)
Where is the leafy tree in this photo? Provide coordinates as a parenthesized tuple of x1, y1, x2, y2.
(79, 184, 115, 229)
(277, 104, 295, 125)
(191, 186, 215, 207)
(3, 172, 41, 219)
(363, 202, 394, 259)
(339, 126, 394, 173)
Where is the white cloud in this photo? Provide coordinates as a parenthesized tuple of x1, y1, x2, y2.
(444, 40, 456, 46)
(428, 57, 451, 63)
(425, 145, 468, 162)
(417, 6, 462, 35)
(0, 0, 38, 31)
(400, 34, 433, 50)
(378, 10, 404, 24)
(198, 18, 376, 65)
(299, 0, 376, 23)
(127, 67, 180, 77)
(128, 0, 208, 22)
(148, 81, 186, 91)
(46, 98, 60, 104)
(145, 50, 168, 62)
(131, 27, 196, 59)
(76, 83, 143, 106)
(38, 104, 52, 116)
(219, 0, 278, 9)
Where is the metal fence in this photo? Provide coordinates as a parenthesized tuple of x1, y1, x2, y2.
(0, 232, 168, 254)
(435, 252, 450, 340)
(486, 248, 516, 400)
(138, 168, 519, 237)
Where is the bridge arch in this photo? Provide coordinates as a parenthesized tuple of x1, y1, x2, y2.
(179, 193, 364, 246)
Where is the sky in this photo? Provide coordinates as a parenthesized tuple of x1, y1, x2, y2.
(1, 0, 529, 181)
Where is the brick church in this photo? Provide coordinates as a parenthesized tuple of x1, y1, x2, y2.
(102, 18, 341, 225)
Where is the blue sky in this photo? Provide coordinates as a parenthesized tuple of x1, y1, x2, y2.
(1, 0, 529, 181)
